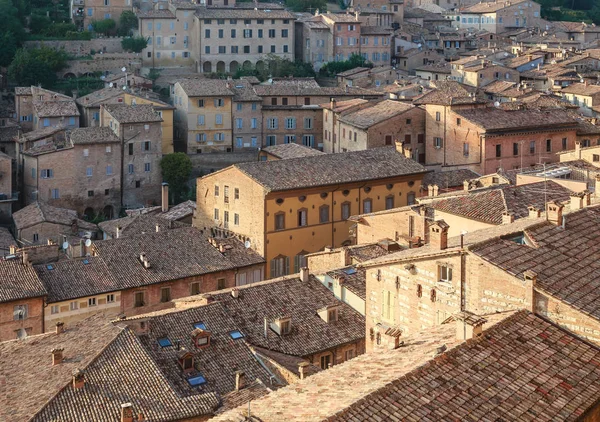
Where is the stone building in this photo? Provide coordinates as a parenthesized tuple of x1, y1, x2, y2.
(22, 127, 122, 218)
(459, 0, 542, 34)
(14, 87, 79, 133)
(322, 99, 426, 161)
(561, 83, 600, 117)
(12, 202, 98, 246)
(193, 146, 428, 278)
(100, 104, 163, 209)
(70, 0, 133, 31)
(0, 152, 17, 223)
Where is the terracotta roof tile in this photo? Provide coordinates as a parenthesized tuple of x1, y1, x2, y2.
(455, 108, 577, 131)
(0, 258, 46, 303)
(338, 100, 416, 129)
(69, 127, 121, 145)
(12, 202, 97, 231)
(33, 101, 79, 118)
(262, 143, 325, 159)
(102, 104, 163, 123)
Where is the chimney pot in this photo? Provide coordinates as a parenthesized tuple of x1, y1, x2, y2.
(546, 201, 564, 226)
(9, 244, 16, 254)
(528, 206, 540, 218)
(116, 226, 121, 239)
(22, 249, 29, 266)
(454, 312, 487, 340)
(56, 322, 65, 334)
(156, 224, 160, 232)
(463, 180, 471, 191)
(72, 369, 85, 389)
(300, 267, 309, 282)
(429, 220, 449, 250)
(298, 361, 310, 380)
(502, 211, 514, 224)
(161, 182, 169, 213)
(570, 192, 584, 211)
(432, 185, 439, 197)
(51, 347, 64, 365)
(428, 185, 434, 196)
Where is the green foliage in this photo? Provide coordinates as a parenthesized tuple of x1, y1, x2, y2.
(121, 36, 148, 53)
(338, 0, 348, 10)
(285, 0, 326, 12)
(319, 53, 372, 77)
(31, 45, 69, 71)
(118, 10, 138, 35)
(0, 32, 18, 67)
(234, 54, 316, 81)
(42, 22, 77, 37)
(147, 68, 161, 82)
(8, 49, 57, 87)
(536, 0, 600, 23)
(0, 0, 26, 42)
(53, 75, 104, 97)
(92, 18, 116, 35)
(160, 153, 193, 204)
(29, 14, 53, 34)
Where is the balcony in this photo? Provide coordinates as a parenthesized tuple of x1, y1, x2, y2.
(72, 0, 84, 5)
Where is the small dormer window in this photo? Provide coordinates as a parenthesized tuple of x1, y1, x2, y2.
(328, 308, 338, 322)
(191, 328, 211, 349)
(270, 317, 291, 336)
(318, 306, 340, 323)
(281, 319, 291, 334)
(178, 351, 195, 373)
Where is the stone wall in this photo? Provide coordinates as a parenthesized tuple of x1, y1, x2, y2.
(63, 54, 142, 78)
(189, 151, 257, 177)
(24, 38, 125, 56)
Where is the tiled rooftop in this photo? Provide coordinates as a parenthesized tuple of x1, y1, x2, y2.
(561, 82, 600, 96)
(69, 127, 121, 145)
(195, 5, 294, 19)
(76, 87, 124, 107)
(0, 227, 15, 256)
(161, 200, 197, 221)
(455, 108, 577, 131)
(463, 0, 528, 13)
(0, 258, 47, 303)
(413, 80, 482, 105)
(471, 205, 600, 322)
(233, 147, 428, 192)
(33, 100, 80, 118)
(262, 143, 325, 160)
(326, 267, 367, 300)
(431, 181, 574, 224)
(422, 168, 480, 189)
(12, 202, 97, 231)
(176, 78, 234, 97)
(103, 104, 163, 123)
(338, 100, 415, 129)
(98, 214, 188, 238)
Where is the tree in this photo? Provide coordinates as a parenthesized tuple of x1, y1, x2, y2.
(319, 53, 373, 77)
(160, 153, 193, 204)
(285, 0, 326, 12)
(121, 36, 148, 53)
(0, 32, 17, 67)
(92, 18, 116, 35)
(0, 0, 26, 42)
(30, 45, 68, 72)
(8, 49, 57, 87)
(119, 10, 138, 35)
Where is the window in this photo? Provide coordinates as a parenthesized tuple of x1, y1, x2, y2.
(51, 189, 60, 199)
(435, 111, 441, 121)
(439, 265, 452, 282)
(266, 135, 276, 146)
(135, 181, 141, 188)
(363, 198, 372, 213)
(83, 148, 89, 157)
(160, 287, 171, 302)
(270, 255, 289, 277)
(302, 135, 314, 147)
(495, 144, 502, 158)
(216, 114, 223, 125)
(341, 202, 351, 220)
(106, 294, 115, 303)
(236, 137, 243, 148)
(218, 29, 224, 38)
(134, 292, 144, 307)
(270, 45, 276, 53)
(298, 208, 307, 227)
(284, 135, 295, 144)
(320, 354, 332, 369)
(385, 195, 394, 210)
(269, 29, 275, 38)
(282, 98, 288, 106)
(594, 154, 600, 162)
(86, 167, 93, 177)
(128, 164, 134, 174)
(234, 213, 239, 225)
(244, 29, 252, 38)
(304, 118, 313, 129)
(275, 212, 285, 230)
(13, 305, 28, 320)
(285, 117, 296, 129)
(41, 169, 54, 179)
(224, 185, 229, 203)
(546, 139, 552, 152)
(88, 190, 94, 197)
(70, 301, 78, 311)
(105, 189, 110, 196)
(128, 143, 134, 155)
(258, 29, 263, 38)
(88, 297, 97, 307)
(190, 282, 201, 295)
(381, 290, 393, 320)
(198, 115, 205, 126)
(143, 141, 151, 151)
(214, 208, 219, 220)
(33, 233, 39, 242)
(50, 305, 59, 315)
(144, 163, 151, 172)
(267, 118, 278, 129)
(271, 98, 277, 106)
(434, 137, 442, 149)
(251, 118, 257, 129)
(235, 118, 243, 129)
(562, 138, 567, 150)
(407, 192, 416, 205)
(530, 141, 536, 154)
(217, 278, 226, 290)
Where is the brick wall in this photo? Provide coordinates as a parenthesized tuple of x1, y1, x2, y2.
(0, 297, 45, 342)
(355, 206, 427, 245)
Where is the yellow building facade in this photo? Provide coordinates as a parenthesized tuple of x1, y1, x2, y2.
(194, 146, 428, 278)
(123, 93, 174, 155)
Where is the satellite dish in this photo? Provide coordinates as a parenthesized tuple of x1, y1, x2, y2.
(123, 86, 127, 90)
(494, 101, 500, 107)
(244, 240, 251, 249)
(109, 82, 114, 88)
(62, 241, 69, 250)
(530, 63, 535, 67)
(417, 43, 422, 48)
(85, 239, 92, 247)
(581, 79, 585, 83)
(121, 67, 127, 72)
(504, 52, 509, 57)
(100, 75, 106, 80)
(267, 78, 273, 84)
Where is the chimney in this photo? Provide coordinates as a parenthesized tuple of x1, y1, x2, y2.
(161, 183, 169, 213)
(116, 226, 121, 239)
(432, 185, 439, 197)
(455, 312, 487, 340)
(231, 288, 239, 299)
(22, 249, 29, 266)
(501, 211, 514, 224)
(51, 348, 64, 365)
(570, 192, 584, 211)
(528, 206, 540, 218)
(9, 244, 16, 254)
(156, 224, 160, 232)
(56, 321, 65, 334)
(463, 180, 470, 191)
(546, 201, 564, 226)
(330, 97, 336, 110)
(72, 369, 85, 389)
(264, 317, 268, 338)
(575, 141, 582, 159)
(394, 140, 403, 154)
(524, 269, 537, 312)
(300, 267, 309, 282)
(235, 371, 247, 391)
(79, 239, 85, 257)
(583, 189, 591, 206)
(427, 185, 434, 196)
(121, 403, 134, 422)
(429, 220, 449, 250)
(298, 361, 310, 380)
(218, 244, 226, 253)
(341, 247, 351, 266)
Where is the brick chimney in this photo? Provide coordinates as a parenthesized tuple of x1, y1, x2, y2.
(72, 369, 85, 389)
(463, 180, 471, 191)
(454, 311, 487, 340)
(161, 182, 169, 213)
(9, 244, 16, 254)
(22, 249, 29, 266)
(429, 220, 449, 250)
(56, 321, 65, 334)
(330, 97, 336, 110)
(121, 403, 134, 422)
(570, 192, 584, 211)
(427, 185, 434, 196)
(235, 371, 247, 391)
(51, 348, 64, 365)
(432, 185, 439, 197)
(300, 267, 309, 282)
(575, 141, 582, 159)
(502, 211, 514, 224)
(546, 201, 564, 225)
(528, 206, 540, 218)
(298, 361, 310, 380)
(394, 140, 403, 154)
(116, 226, 121, 239)
(583, 189, 591, 206)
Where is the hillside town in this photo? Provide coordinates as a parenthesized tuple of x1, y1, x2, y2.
(2, 0, 600, 419)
